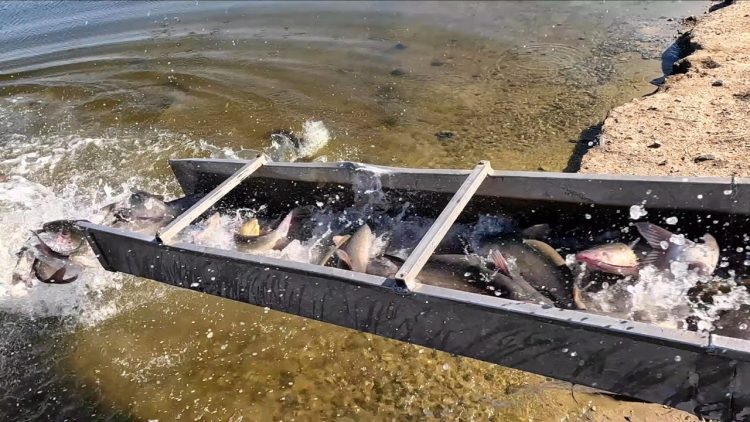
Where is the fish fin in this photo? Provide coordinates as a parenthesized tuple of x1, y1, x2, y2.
(640, 250, 666, 267)
(634, 222, 674, 249)
(336, 249, 353, 269)
(488, 250, 510, 276)
(635, 222, 693, 249)
(273, 211, 294, 238)
(521, 223, 551, 240)
(332, 235, 351, 248)
(38, 265, 67, 284)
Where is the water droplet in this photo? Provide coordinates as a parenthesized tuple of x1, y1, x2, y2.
(561, 348, 568, 353)
(674, 355, 682, 362)
(738, 247, 744, 253)
(724, 190, 733, 195)
(442, 363, 450, 371)
(697, 194, 703, 200)
(669, 234, 685, 246)
(666, 216, 678, 225)
(660, 241, 670, 250)
(740, 323, 748, 330)
(206, 330, 214, 339)
(570, 351, 577, 357)
(629, 205, 648, 220)
(584, 214, 592, 220)
(744, 260, 750, 266)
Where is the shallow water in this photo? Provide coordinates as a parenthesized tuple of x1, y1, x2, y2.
(0, 1, 709, 420)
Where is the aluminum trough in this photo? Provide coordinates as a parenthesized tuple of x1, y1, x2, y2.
(81, 158, 750, 421)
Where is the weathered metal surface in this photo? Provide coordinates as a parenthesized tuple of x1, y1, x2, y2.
(169, 159, 746, 213)
(395, 161, 490, 287)
(158, 155, 267, 243)
(80, 221, 750, 420)
(80, 158, 750, 420)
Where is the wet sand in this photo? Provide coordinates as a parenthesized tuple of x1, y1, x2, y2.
(580, 0, 750, 177)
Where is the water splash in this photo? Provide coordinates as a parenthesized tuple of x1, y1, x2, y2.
(584, 264, 750, 332)
(267, 120, 331, 162)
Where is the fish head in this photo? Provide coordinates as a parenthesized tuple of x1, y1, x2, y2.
(38, 220, 86, 255)
(575, 243, 638, 275)
(102, 190, 171, 225)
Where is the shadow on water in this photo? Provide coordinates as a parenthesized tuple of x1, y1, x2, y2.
(563, 122, 603, 173)
(0, 312, 133, 421)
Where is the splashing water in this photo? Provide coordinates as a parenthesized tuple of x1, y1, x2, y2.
(0, 174, 126, 322)
(584, 263, 750, 331)
(176, 168, 400, 266)
(267, 120, 331, 162)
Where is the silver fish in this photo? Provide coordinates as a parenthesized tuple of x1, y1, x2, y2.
(365, 255, 488, 295)
(635, 222, 719, 275)
(12, 227, 88, 286)
(193, 212, 222, 243)
(575, 243, 639, 276)
(102, 190, 184, 235)
(235, 211, 294, 252)
(316, 234, 350, 266)
(335, 224, 374, 273)
(476, 239, 576, 308)
(484, 251, 556, 305)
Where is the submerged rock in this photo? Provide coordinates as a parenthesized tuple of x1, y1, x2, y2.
(435, 130, 455, 141)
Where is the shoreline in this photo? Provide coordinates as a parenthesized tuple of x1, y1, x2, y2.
(578, 0, 750, 177)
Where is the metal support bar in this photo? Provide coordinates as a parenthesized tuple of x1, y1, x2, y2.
(157, 155, 268, 244)
(395, 161, 491, 288)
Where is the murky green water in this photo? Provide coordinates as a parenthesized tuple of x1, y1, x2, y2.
(0, 1, 706, 420)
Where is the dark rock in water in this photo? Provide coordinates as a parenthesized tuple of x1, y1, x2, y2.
(430, 59, 445, 67)
(658, 160, 668, 166)
(393, 42, 407, 50)
(390, 68, 407, 76)
(647, 141, 662, 149)
(435, 130, 455, 141)
(694, 154, 716, 163)
(712, 79, 724, 87)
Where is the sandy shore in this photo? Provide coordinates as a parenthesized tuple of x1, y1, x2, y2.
(580, 0, 750, 177)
